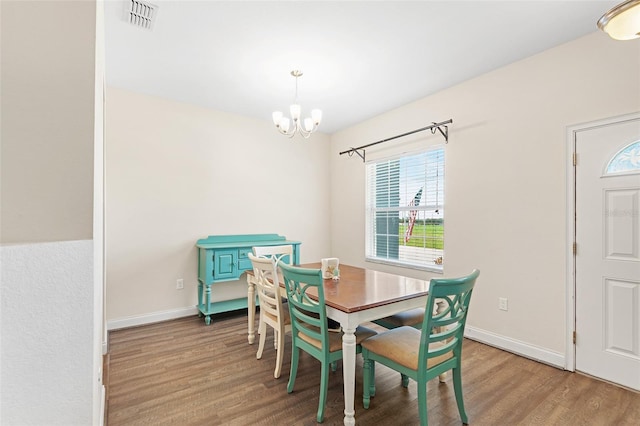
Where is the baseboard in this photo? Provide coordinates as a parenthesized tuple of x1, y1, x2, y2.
(100, 384, 105, 426)
(465, 326, 565, 369)
(107, 306, 199, 330)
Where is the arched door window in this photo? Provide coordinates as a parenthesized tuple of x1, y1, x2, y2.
(605, 140, 640, 175)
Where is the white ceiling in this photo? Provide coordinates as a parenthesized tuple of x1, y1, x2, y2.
(105, 0, 618, 134)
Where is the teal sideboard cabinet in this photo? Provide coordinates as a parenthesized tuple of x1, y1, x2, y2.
(196, 234, 301, 325)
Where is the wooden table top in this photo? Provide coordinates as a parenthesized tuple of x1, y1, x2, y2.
(294, 263, 430, 314)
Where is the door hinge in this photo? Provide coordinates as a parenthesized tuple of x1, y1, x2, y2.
(573, 152, 577, 166)
(573, 331, 576, 344)
(572, 242, 577, 255)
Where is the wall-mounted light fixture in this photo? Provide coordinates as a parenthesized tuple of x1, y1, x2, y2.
(597, 0, 640, 40)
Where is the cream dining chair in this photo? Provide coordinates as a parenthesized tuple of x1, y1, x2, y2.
(252, 244, 293, 266)
(252, 244, 294, 346)
(248, 253, 291, 379)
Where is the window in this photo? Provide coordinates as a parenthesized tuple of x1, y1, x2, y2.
(365, 147, 444, 271)
(605, 140, 640, 175)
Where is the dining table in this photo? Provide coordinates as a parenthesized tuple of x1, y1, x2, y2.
(246, 262, 432, 426)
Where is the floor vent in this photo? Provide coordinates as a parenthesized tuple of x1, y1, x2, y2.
(125, 0, 158, 31)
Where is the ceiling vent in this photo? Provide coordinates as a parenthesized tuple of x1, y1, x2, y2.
(124, 0, 158, 31)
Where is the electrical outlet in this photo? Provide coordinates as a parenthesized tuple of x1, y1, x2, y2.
(498, 297, 508, 311)
(176, 279, 184, 290)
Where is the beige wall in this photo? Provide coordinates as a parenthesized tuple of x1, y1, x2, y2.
(105, 89, 331, 321)
(1, 0, 94, 243)
(330, 32, 640, 356)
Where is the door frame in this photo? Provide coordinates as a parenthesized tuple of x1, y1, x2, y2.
(565, 111, 640, 372)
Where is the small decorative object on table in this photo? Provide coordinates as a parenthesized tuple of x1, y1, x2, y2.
(332, 266, 340, 281)
(321, 257, 340, 280)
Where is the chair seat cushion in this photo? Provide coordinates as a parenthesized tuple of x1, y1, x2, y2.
(299, 325, 377, 352)
(361, 326, 452, 371)
(263, 305, 291, 325)
(378, 308, 425, 327)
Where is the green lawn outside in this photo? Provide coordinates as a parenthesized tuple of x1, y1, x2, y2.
(399, 223, 444, 249)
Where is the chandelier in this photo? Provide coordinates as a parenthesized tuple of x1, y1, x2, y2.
(597, 0, 640, 40)
(272, 70, 322, 138)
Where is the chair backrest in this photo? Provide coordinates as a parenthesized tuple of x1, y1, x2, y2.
(248, 253, 286, 322)
(418, 269, 480, 370)
(252, 244, 294, 266)
(279, 263, 330, 352)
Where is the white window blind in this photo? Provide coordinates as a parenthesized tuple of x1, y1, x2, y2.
(365, 147, 444, 270)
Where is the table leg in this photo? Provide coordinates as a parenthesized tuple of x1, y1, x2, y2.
(247, 275, 256, 344)
(341, 326, 357, 426)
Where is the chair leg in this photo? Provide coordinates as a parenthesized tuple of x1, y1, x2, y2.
(274, 327, 285, 379)
(401, 373, 409, 388)
(369, 362, 376, 397)
(273, 329, 278, 349)
(256, 320, 266, 359)
(317, 361, 330, 423)
(363, 358, 372, 409)
(452, 367, 468, 424)
(417, 380, 428, 426)
(287, 347, 299, 394)
(330, 361, 337, 372)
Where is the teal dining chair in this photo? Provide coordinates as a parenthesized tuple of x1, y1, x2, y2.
(279, 263, 377, 423)
(361, 269, 480, 426)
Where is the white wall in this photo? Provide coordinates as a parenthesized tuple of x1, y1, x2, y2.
(105, 89, 332, 325)
(330, 32, 640, 363)
(1, 241, 94, 425)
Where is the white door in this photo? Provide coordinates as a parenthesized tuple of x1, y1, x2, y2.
(575, 115, 640, 391)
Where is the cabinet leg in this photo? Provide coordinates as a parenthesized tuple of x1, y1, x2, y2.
(205, 284, 212, 325)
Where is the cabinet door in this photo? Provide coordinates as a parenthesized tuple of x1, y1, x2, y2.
(214, 250, 237, 280)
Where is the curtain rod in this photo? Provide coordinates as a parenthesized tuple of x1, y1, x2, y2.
(339, 119, 453, 162)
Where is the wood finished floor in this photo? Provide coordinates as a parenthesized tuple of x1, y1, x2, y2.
(105, 313, 640, 426)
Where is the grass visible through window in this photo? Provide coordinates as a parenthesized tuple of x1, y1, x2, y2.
(399, 222, 443, 249)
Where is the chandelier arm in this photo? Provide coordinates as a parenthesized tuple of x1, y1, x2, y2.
(276, 126, 296, 138)
(298, 119, 321, 138)
(297, 122, 311, 138)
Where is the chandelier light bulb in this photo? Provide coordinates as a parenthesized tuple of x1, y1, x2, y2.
(272, 70, 322, 139)
(304, 118, 314, 132)
(311, 109, 322, 125)
(290, 104, 301, 121)
(272, 111, 283, 125)
(280, 117, 291, 134)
